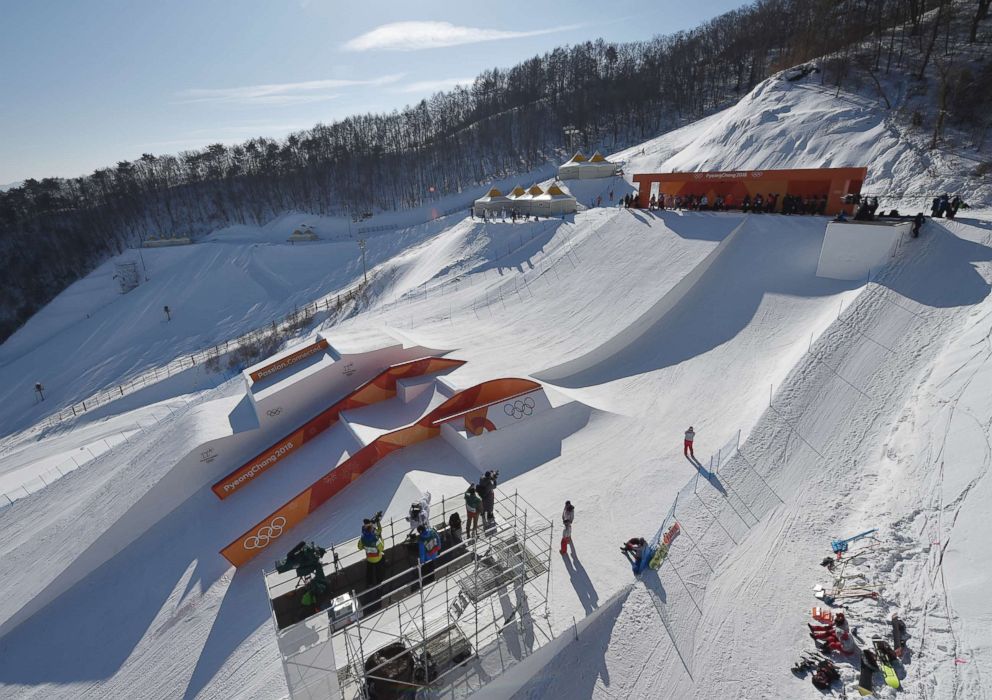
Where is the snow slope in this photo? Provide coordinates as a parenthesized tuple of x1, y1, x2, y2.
(1, 75, 990, 700)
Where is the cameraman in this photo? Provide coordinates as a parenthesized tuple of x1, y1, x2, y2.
(359, 511, 384, 591)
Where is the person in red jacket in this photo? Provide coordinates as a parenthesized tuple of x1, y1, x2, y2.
(684, 426, 696, 458)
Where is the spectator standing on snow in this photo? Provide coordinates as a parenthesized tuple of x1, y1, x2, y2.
(464, 485, 482, 538)
(684, 426, 696, 458)
(912, 212, 924, 238)
(560, 501, 575, 554)
(949, 195, 962, 219)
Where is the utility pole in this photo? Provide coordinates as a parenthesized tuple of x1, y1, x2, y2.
(358, 239, 367, 285)
(164, 305, 171, 322)
(563, 125, 580, 154)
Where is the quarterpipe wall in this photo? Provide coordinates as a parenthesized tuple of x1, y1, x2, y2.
(536, 217, 748, 385)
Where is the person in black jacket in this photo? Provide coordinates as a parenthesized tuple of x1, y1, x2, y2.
(477, 470, 498, 526)
(912, 212, 924, 238)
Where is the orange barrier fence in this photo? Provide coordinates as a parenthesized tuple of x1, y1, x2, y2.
(212, 356, 465, 499)
(220, 377, 540, 567)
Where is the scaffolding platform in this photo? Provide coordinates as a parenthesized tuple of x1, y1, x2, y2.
(263, 490, 554, 700)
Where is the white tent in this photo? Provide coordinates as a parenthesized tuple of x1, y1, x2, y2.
(557, 152, 587, 180)
(515, 185, 547, 216)
(558, 150, 617, 180)
(532, 184, 577, 215)
(473, 187, 512, 217)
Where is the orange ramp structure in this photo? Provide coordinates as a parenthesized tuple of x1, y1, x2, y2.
(221, 377, 541, 567)
(212, 356, 465, 499)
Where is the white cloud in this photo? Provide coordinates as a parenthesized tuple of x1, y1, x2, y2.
(177, 74, 403, 105)
(395, 77, 475, 94)
(342, 21, 580, 52)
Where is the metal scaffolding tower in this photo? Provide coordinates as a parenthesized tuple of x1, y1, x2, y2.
(263, 490, 554, 699)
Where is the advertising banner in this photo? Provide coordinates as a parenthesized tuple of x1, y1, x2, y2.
(221, 377, 540, 567)
(248, 338, 330, 383)
(212, 356, 465, 499)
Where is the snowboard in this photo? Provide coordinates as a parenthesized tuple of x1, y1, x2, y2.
(648, 522, 681, 569)
(891, 613, 907, 657)
(858, 648, 879, 696)
(873, 639, 900, 689)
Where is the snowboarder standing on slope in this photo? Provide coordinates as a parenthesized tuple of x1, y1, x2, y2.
(560, 501, 575, 554)
(912, 212, 924, 238)
(684, 426, 696, 458)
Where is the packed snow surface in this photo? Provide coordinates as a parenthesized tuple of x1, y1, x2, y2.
(0, 75, 990, 700)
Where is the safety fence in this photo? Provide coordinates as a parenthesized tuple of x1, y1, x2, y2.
(357, 203, 469, 236)
(0, 394, 198, 510)
(34, 277, 374, 433)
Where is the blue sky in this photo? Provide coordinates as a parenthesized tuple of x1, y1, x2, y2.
(0, 0, 744, 184)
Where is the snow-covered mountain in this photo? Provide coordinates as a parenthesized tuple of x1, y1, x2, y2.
(0, 73, 989, 700)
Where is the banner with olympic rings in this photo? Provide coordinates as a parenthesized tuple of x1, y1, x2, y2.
(221, 377, 540, 567)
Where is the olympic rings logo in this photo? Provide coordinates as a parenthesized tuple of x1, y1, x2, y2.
(504, 396, 535, 419)
(267, 407, 283, 417)
(243, 516, 287, 550)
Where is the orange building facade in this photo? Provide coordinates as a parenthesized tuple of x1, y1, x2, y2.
(632, 167, 867, 215)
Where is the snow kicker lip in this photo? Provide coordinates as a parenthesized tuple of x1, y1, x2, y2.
(220, 377, 541, 567)
(211, 356, 466, 499)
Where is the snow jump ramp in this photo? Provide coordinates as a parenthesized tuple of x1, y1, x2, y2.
(536, 217, 748, 386)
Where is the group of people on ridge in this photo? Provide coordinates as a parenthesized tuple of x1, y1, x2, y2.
(635, 191, 830, 215)
(930, 193, 963, 219)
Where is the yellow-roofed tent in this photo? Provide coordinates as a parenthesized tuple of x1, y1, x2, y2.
(558, 150, 616, 180)
(473, 186, 512, 217)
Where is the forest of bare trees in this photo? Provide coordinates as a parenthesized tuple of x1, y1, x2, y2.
(1, 0, 989, 342)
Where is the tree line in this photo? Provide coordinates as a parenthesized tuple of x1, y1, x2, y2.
(1, 0, 988, 342)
